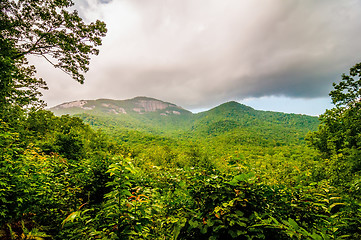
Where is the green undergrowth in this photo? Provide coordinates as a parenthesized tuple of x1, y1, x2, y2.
(1, 110, 360, 239)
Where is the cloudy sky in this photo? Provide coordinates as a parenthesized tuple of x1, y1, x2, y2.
(33, 0, 361, 115)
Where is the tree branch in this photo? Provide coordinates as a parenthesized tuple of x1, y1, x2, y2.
(41, 54, 72, 78)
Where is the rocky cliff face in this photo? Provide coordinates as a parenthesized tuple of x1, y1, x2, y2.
(53, 100, 88, 109)
(136, 99, 170, 112)
(131, 97, 181, 114)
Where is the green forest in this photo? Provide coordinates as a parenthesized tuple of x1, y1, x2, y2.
(1, 1, 361, 239)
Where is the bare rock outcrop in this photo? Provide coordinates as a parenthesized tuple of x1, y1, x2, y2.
(54, 100, 88, 109)
(135, 99, 171, 112)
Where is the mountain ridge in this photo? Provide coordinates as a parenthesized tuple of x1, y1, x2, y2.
(51, 96, 315, 117)
(49, 96, 319, 143)
(51, 96, 191, 116)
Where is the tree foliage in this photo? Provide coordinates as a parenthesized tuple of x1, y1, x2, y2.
(307, 62, 361, 173)
(0, 0, 106, 115)
(330, 62, 361, 107)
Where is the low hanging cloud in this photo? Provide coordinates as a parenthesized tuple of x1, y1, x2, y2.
(38, 0, 361, 109)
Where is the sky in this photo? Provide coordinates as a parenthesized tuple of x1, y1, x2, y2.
(32, 0, 361, 116)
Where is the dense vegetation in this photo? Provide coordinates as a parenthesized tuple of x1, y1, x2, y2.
(1, 1, 361, 239)
(2, 100, 361, 239)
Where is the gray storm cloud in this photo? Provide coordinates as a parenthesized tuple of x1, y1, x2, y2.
(38, 0, 361, 109)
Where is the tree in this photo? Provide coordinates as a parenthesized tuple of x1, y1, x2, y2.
(0, 0, 107, 117)
(307, 62, 361, 172)
(330, 62, 361, 108)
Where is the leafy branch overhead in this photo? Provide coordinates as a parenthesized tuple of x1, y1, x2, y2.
(330, 62, 361, 108)
(0, 0, 107, 114)
(1, 0, 107, 83)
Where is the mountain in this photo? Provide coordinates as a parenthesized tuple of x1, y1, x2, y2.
(51, 96, 191, 116)
(50, 97, 319, 145)
(194, 101, 319, 132)
(51, 97, 194, 134)
(189, 101, 319, 146)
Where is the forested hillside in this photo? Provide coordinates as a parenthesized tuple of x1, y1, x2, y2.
(50, 97, 319, 144)
(1, 1, 361, 239)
